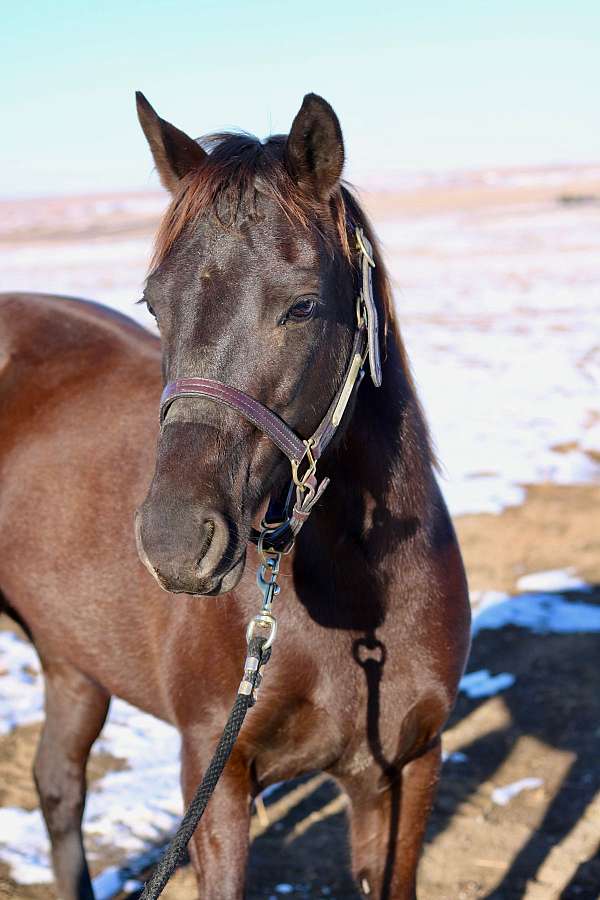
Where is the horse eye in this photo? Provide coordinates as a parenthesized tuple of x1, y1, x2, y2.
(145, 300, 156, 318)
(286, 296, 317, 323)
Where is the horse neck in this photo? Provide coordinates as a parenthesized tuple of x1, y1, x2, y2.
(323, 331, 435, 538)
(292, 333, 436, 629)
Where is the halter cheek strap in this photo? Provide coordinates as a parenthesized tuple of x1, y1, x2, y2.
(158, 228, 381, 552)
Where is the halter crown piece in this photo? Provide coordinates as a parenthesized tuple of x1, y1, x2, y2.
(159, 227, 381, 553)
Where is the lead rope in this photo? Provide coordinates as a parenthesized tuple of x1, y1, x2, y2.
(139, 550, 281, 900)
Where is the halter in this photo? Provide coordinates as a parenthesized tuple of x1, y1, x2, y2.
(159, 227, 382, 553)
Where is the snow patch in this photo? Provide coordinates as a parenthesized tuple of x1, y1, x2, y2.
(93, 867, 124, 900)
(472, 586, 600, 636)
(442, 750, 469, 764)
(0, 632, 44, 734)
(516, 568, 587, 592)
(0, 632, 181, 891)
(0, 808, 51, 884)
(459, 669, 516, 699)
(491, 777, 544, 806)
(581, 423, 600, 454)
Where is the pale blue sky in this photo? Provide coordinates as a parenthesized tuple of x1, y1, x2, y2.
(2, 1, 599, 196)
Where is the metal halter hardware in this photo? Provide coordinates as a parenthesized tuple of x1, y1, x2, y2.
(158, 227, 381, 553)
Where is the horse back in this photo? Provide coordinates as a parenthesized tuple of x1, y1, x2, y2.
(0, 293, 173, 713)
(0, 290, 157, 380)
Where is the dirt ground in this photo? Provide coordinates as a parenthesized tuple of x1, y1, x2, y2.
(456, 482, 600, 593)
(1, 482, 598, 900)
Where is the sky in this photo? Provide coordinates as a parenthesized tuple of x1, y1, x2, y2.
(2, 0, 599, 197)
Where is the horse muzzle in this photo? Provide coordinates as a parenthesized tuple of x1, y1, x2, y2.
(134, 505, 246, 596)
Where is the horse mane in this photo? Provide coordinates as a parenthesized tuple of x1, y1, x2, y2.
(149, 131, 433, 467)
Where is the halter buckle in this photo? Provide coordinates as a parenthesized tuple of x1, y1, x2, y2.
(290, 438, 317, 491)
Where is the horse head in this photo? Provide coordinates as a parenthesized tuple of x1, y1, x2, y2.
(135, 92, 365, 596)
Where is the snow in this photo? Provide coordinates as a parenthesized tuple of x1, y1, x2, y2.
(377, 198, 600, 515)
(491, 777, 544, 806)
(442, 750, 469, 764)
(0, 632, 44, 735)
(92, 854, 163, 900)
(459, 669, 516, 699)
(471, 585, 600, 637)
(93, 867, 124, 900)
(581, 423, 600, 454)
(0, 632, 181, 889)
(0, 808, 51, 884)
(260, 781, 284, 800)
(515, 568, 587, 592)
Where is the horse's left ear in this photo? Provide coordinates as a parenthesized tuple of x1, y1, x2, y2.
(285, 94, 344, 200)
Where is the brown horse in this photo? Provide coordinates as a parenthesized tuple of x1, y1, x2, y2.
(0, 92, 470, 899)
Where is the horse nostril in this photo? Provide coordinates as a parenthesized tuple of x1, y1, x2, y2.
(195, 519, 216, 573)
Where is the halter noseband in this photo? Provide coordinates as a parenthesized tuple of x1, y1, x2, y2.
(158, 227, 381, 553)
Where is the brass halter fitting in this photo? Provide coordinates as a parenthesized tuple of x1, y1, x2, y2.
(290, 438, 317, 491)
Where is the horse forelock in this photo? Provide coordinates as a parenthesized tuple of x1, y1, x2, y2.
(149, 134, 397, 321)
(149, 132, 355, 269)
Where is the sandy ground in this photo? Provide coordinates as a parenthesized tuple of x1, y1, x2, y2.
(457, 483, 600, 593)
(0, 167, 599, 898)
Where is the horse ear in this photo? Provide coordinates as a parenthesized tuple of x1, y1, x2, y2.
(136, 91, 206, 194)
(285, 93, 344, 200)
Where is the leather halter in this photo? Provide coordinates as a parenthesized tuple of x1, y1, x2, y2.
(159, 227, 382, 552)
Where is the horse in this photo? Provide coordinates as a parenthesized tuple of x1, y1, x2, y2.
(0, 92, 470, 899)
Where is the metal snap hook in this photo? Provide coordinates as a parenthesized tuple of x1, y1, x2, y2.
(246, 612, 278, 651)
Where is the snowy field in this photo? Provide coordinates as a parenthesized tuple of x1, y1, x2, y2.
(1, 166, 599, 894)
(376, 197, 600, 514)
(1, 173, 599, 517)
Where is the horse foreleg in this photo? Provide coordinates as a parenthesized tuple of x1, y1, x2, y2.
(34, 660, 110, 900)
(343, 739, 442, 900)
(180, 737, 251, 899)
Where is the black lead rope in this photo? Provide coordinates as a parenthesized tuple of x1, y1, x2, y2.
(139, 636, 269, 900)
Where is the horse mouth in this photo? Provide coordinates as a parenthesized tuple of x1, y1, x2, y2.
(191, 553, 247, 596)
(150, 552, 247, 598)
